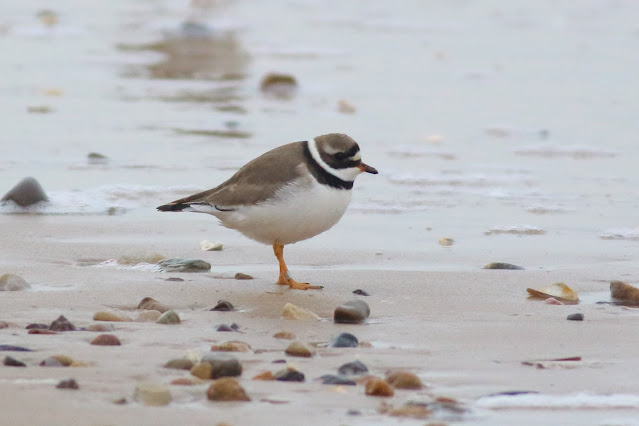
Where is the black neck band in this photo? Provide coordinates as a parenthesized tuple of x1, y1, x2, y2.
(302, 141, 354, 190)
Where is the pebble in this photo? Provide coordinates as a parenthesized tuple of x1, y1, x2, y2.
(4, 356, 26, 367)
(234, 272, 253, 280)
(0, 345, 32, 352)
(334, 300, 370, 324)
(0, 273, 30, 291)
(352, 289, 370, 296)
(275, 368, 305, 382)
(330, 332, 359, 348)
(338, 360, 369, 376)
(610, 280, 639, 303)
(170, 378, 197, 386)
(156, 310, 181, 325)
(483, 262, 524, 270)
(93, 311, 133, 322)
(215, 323, 239, 332)
(0, 321, 9, 329)
(252, 371, 275, 380)
(191, 362, 213, 380)
(201, 353, 243, 379)
(207, 377, 251, 401)
(87, 152, 109, 165)
(285, 341, 314, 358)
(29, 329, 58, 335)
(56, 379, 79, 390)
(49, 315, 75, 331)
(337, 99, 356, 114)
(438, 238, 455, 247)
(1, 177, 48, 207)
(320, 374, 356, 386)
(136, 310, 162, 322)
(26, 323, 48, 330)
(165, 277, 184, 282)
(200, 240, 223, 251)
(386, 402, 431, 419)
(273, 331, 296, 340)
(567, 313, 584, 321)
(137, 297, 169, 313)
(211, 341, 251, 353)
(210, 300, 235, 311)
(365, 377, 394, 397)
(40, 357, 63, 367)
(50, 355, 74, 366)
(260, 72, 298, 98)
(158, 258, 211, 273)
(164, 358, 194, 370)
(117, 252, 165, 265)
(87, 323, 116, 332)
(385, 370, 424, 389)
(133, 383, 172, 406)
(90, 334, 121, 346)
(282, 303, 320, 321)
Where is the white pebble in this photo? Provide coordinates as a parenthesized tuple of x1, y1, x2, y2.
(200, 240, 223, 251)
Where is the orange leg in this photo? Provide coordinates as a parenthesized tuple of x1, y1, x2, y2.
(273, 243, 323, 290)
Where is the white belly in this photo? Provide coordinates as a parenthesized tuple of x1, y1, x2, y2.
(212, 179, 352, 245)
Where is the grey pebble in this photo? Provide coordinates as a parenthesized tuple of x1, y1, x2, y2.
(338, 360, 368, 375)
(275, 368, 305, 382)
(352, 289, 370, 296)
(40, 357, 63, 367)
(201, 353, 242, 379)
(334, 300, 370, 324)
(320, 374, 356, 385)
(0, 345, 32, 352)
(211, 300, 235, 311)
(49, 315, 76, 331)
(483, 262, 524, 270)
(3, 356, 26, 367)
(1, 177, 48, 207)
(56, 378, 79, 389)
(26, 323, 49, 330)
(330, 332, 359, 348)
(567, 313, 584, 321)
(158, 258, 211, 273)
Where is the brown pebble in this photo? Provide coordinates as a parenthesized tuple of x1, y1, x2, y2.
(285, 341, 314, 358)
(388, 403, 431, 419)
(164, 358, 194, 370)
(385, 370, 423, 389)
(87, 323, 116, 332)
(234, 272, 253, 280)
(191, 362, 213, 380)
(0, 321, 9, 329)
(610, 280, 639, 303)
(273, 331, 296, 340)
(90, 334, 121, 346)
(49, 315, 75, 331)
(93, 311, 132, 322)
(252, 371, 275, 381)
(365, 377, 394, 397)
(207, 377, 250, 401)
(56, 379, 79, 390)
(210, 341, 252, 353)
(28, 329, 58, 335)
(50, 355, 74, 367)
(171, 378, 196, 386)
(137, 297, 169, 313)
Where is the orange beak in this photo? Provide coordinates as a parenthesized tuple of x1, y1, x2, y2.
(358, 162, 378, 174)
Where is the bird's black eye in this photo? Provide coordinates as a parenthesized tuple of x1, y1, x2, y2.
(334, 152, 346, 161)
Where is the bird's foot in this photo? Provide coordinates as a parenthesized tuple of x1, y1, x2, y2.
(277, 277, 323, 290)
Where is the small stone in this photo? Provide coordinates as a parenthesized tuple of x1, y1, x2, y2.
(211, 341, 251, 353)
(0, 274, 30, 291)
(112, 397, 128, 405)
(330, 333, 359, 348)
(483, 262, 524, 270)
(117, 252, 165, 265)
(164, 358, 194, 370)
(320, 374, 356, 386)
(87, 152, 109, 165)
(133, 383, 172, 406)
(210, 300, 234, 311)
(282, 303, 320, 321)
(285, 341, 314, 358)
(49, 315, 75, 331)
(387, 403, 431, 419)
(201, 353, 243, 379)
(156, 310, 180, 325)
(275, 368, 305, 382)
(87, 323, 116, 332)
(365, 377, 394, 397)
(234, 272, 253, 280)
(334, 300, 370, 324)
(252, 371, 275, 381)
(29, 329, 58, 335)
(260, 72, 298, 98)
(338, 360, 369, 376)
(136, 310, 162, 322)
(50, 355, 74, 367)
(200, 240, 223, 251)
(0, 321, 10, 329)
(207, 377, 250, 401)
(438, 238, 454, 247)
(137, 297, 169, 313)
(215, 324, 234, 332)
(1, 177, 48, 207)
(610, 280, 639, 303)
(0, 345, 32, 352)
(26, 323, 49, 330)
(347, 409, 362, 416)
(93, 311, 132, 322)
(567, 313, 584, 321)
(158, 258, 211, 273)
(273, 331, 296, 340)
(90, 334, 121, 346)
(191, 362, 213, 380)
(352, 289, 370, 296)
(171, 378, 196, 386)
(56, 379, 79, 389)
(70, 361, 91, 367)
(165, 277, 184, 282)
(337, 99, 356, 114)
(3, 356, 26, 367)
(385, 370, 423, 389)
(40, 357, 63, 367)
(27, 106, 53, 114)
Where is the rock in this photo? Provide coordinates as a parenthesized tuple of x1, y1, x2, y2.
(234, 272, 253, 280)
(200, 240, 223, 251)
(50, 355, 74, 367)
(337, 99, 356, 114)
(338, 360, 368, 376)
(282, 303, 320, 321)
(285, 341, 314, 358)
(260, 72, 298, 98)
(334, 300, 370, 324)
(93, 311, 132, 322)
(275, 368, 305, 382)
(483, 262, 524, 270)
(56, 379, 79, 390)
(165, 277, 184, 282)
(3, 356, 26, 367)
(90, 334, 121, 346)
(87, 152, 109, 165)
(567, 313, 584, 321)
(207, 377, 250, 401)
(171, 378, 197, 386)
(330, 332, 359, 348)
(201, 353, 242, 379)
(1, 177, 48, 207)
(117, 252, 165, 265)
(438, 238, 455, 247)
(0, 274, 30, 291)
(158, 258, 211, 273)
(273, 331, 296, 340)
(29, 329, 58, 335)
(156, 310, 180, 325)
(27, 105, 53, 114)
(26, 323, 48, 330)
(385, 370, 423, 389)
(0, 345, 32, 352)
(365, 377, 394, 397)
(136, 310, 162, 322)
(40, 357, 63, 367)
(210, 300, 234, 311)
(133, 383, 172, 406)
(49, 315, 75, 331)
(137, 297, 169, 313)
(0, 321, 10, 329)
(87, 323, 116, 332)
(215, 324, 236, 332)
(164, 358, 194, 370)
(386, 402, 431, 419)
(352, 289, 370, 296)
(210, 341, 251, 353)
(191, 362, 213, 380)
(252, 371, 275, 381)
(610, 280, 639, 303)
(320, 374, 356, 385)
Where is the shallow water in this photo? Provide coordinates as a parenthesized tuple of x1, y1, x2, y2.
(2, 0, 639, 269)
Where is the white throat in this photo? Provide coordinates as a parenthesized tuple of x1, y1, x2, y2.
(308, 139, 361, 182)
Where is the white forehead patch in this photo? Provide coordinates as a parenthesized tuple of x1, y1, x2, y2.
(350, 152, 361, 161)
(308, 139, 361, 182)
